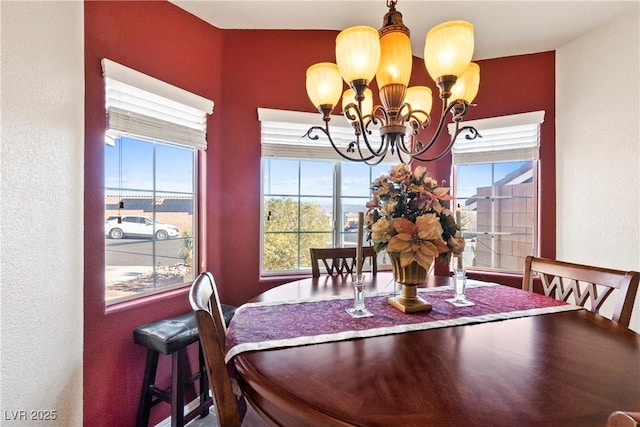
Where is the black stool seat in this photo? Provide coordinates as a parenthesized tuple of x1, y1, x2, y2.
(134, 305, 237, 427)
(134, 305, 236, 355)
(133, 311, 198, 355)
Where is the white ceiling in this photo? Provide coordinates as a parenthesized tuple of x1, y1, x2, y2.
(169, 0, 638, 60)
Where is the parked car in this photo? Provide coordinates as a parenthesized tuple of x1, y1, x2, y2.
(105, 215, 179, 240)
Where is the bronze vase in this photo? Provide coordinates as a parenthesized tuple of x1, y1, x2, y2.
(388, 252, 433, 313)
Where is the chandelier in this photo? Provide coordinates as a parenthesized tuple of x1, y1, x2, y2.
(304, 0, 481, 164)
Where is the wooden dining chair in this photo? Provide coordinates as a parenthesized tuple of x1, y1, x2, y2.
(189, 272, 247, 427)
(523, 256, 639, 328)
(606, 411, 640, 427)
(310, 246, 378, 277)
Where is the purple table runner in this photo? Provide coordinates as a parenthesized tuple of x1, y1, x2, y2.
(225, 282, 580, 362)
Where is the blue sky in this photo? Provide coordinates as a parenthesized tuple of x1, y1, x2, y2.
(105, 136, 194, 195)
(107, 135, 527, 203)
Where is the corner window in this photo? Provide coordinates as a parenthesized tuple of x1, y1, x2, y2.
(102, 59, 213, 304)
(451, 111, 544, 273)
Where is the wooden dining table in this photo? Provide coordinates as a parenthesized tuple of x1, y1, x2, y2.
(228, 272, 640, 427)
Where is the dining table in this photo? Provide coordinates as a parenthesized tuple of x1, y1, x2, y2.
(225, 271, 640, 427)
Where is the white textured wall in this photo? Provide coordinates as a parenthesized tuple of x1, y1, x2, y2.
(556, 7, 640, 332)
(1, 2, 84, 424)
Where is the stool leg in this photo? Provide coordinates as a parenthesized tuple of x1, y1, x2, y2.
(198, 343, 210, 417)
(171, 348, 186, 427)
(136, 349, 159, 427)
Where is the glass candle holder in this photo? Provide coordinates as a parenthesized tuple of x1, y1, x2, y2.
(446, 267, 475, 307)
(454, 267, 467, 301)
(346, 274, 373, 318)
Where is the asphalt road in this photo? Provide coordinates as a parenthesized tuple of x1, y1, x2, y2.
(107, 234, 358, 267)
(106, 237, 186, 266)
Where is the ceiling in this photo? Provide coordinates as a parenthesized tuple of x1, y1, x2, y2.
(169, 1, 637, 60)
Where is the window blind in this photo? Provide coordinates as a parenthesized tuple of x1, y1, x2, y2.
(258, 108, 393, 163)
(101, 58, 214, 150)
(449, 111, 545, 165)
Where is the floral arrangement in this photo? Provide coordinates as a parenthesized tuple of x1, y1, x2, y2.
(365, 164, 465, 271)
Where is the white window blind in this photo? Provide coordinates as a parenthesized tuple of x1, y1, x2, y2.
(101, 58, 214, 150)
(259, 108, 392, 163)
(449, 111, 545, 165)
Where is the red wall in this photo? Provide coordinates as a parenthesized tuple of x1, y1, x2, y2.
(84, 2, 224, 425)
(84, 1, 555, 424)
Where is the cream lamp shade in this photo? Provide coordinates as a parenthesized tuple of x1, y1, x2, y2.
(306, 62, 343, 109)
(376, 30, 412, 88)
(336, 26, 381, 84)
(303, 1, 481, 165)
(424, 21, 474, 81)
(404, 86, 433, 125)
(449, 62, 480, 105)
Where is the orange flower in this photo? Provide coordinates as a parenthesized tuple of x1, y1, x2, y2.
(386, 215, 446, 270)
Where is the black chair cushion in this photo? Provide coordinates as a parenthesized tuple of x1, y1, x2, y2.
(134, 305, 237, 355)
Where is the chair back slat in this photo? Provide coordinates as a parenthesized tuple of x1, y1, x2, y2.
(523, 256, 639, 327)
(310, 246, 378, 278)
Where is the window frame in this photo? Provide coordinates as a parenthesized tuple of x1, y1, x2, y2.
(450, 111, 544, 274)
(104, 135, 199, 305)
(101, 58, 213, 305)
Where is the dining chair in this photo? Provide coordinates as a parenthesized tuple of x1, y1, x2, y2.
(189, 272, 247, 427)
(606, 411, 640, 427)
(310, 246, 378, 277)
(523, 256, 639, 328)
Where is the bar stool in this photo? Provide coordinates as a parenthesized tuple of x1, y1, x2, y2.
(134, 306, 237, 427)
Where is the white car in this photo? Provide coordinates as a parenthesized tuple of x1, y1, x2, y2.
(105, 215, 179, 240)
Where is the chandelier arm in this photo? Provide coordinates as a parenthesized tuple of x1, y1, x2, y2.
(344, 102, 391, 160)
(304, 2, 479, 165)
(359, 108, 391, 157)
(410, 124, 481, 163)
(362, 149, 390, 166)
(304, 125, 377, 163)
(354, 130, 393, 165)
(395, 144, 410, 164)
(343, 103, 360, 130)
(390, 133, 412, 158)
(407, 111, 431, 136)
(372, 105, 388, 124)
(404, 99, 460, 157)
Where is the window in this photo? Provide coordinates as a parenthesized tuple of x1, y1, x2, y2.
(259, 108, 390, 274)
(105, 136, 196, 302)
(102, 59, 213, 304)
(451, 111, 544, 273)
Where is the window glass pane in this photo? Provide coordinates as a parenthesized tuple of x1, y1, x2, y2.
(263, 233, 299, 272)
(121, 136, 154, 191)
(338, 162, 388, 248)
(300, 232, 332, 265)
(264, 197, 299, 232)
(300, 197, 332, 232)
(300, 160, 333, 196)
(105, 136, 196, 304)
(455, 160, 535, 273)
(264, 158, 299, 196)
(156, 143, 193, 193)
(339, 197, 367, 248)
(341, 162, 372, 197)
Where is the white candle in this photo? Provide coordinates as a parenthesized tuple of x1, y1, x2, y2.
(356, 212, 364, 276)
(456, 209, 463, 270)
